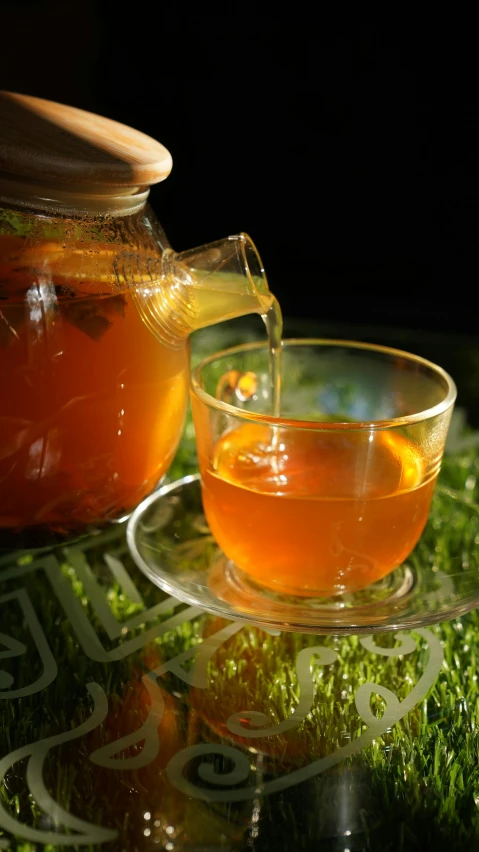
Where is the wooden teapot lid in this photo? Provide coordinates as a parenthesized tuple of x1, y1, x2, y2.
(0, 91, 172, 188)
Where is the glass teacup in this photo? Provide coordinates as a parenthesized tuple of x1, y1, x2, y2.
(190, 339, 456, 598)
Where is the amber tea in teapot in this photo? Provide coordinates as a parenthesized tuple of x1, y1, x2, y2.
(0, 230, 190, 544)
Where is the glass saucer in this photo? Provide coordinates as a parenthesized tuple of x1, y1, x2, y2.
(126, 474, 479, 634)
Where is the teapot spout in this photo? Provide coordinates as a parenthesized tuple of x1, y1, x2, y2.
(172, 233, 271, 326)
(132, 234, 273, 348)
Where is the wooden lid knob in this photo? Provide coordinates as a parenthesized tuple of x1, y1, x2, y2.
(0, 91, 173, 188)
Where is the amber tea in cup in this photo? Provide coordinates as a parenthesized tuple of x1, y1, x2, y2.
(190, 340, 456, 597)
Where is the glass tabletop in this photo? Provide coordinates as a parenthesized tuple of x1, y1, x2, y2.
(1, 319, 479, 851)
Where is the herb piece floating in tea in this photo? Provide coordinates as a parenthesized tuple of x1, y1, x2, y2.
(61, 293, 127, 342)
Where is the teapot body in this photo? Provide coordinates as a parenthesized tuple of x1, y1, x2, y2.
(0, 203, 190, 548)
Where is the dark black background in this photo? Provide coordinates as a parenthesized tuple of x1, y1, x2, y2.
(1, 4, 477, 336)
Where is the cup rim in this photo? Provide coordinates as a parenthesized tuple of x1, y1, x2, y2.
(190, 337, 457, 430)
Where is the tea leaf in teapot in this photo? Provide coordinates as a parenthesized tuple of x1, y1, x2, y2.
(61, 292, 127, 341)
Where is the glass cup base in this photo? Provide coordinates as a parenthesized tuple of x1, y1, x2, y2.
(209, 555, 415, 619)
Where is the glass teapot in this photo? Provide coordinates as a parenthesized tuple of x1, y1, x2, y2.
(0, 91, 274, 549)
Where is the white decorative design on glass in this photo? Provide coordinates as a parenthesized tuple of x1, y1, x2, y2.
(0, 590, 57, 699)
(90, 621, 244, 770)
(359, 633, 417, 657)
(166, 628, 443, 802)
(227, 645, 338, 737)
(0, 530, 202, 663)
(0, 683, 117, 846)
